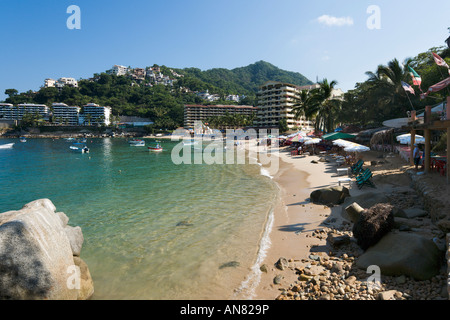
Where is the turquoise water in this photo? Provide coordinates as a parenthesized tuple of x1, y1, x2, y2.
(0, 138, 278, 300)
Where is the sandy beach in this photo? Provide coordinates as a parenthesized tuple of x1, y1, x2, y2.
(252, 145, 449, 300)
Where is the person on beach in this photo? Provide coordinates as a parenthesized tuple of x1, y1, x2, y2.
(413, 143, 422, 171)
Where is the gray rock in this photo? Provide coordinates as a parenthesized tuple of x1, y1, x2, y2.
(273, 275, 283, 285)
(310, 186, 350, 206)
(275, 257, 289, 270)
(64, 225, 84, 257)
(73, 256, 94, 300)
(404, 208, 427, 219)
(327, 233, 351, 248)
(0, 199, 78, 300)
(355, 232, 443, 280)
(219, 261, 240, 269)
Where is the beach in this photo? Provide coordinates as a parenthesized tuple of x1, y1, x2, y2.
(252, 146, 449, 300)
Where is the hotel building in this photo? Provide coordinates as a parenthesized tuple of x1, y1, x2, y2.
(107, 65, 129, 76)
(255, 81, 319, 131)
(0, 103, 50, 121)
(80, 103, 111, 126)
(51, 103, 80, 125)
(184, 104, 257, 128)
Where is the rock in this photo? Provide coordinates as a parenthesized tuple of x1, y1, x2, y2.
(64, 225, 84, 257)
(437, 219, 450, 233)
(355, 232, 443, 280)
(352, 203, 395, 250)
(393, 217, 423, 229)
(378, 290, 398, 300)
(275, 257, 289, 270)
(57, 212, 70, 227)
(392, 207, 407, 218)
(73, 257, 94, 300)
(310, 187, 350, 206)
(0, 199, 79, 300)
(404, 208, 427, 219)
(326, 233, 351, 248)
(260, 264, 268, 273)
(273, 275, 283, 285)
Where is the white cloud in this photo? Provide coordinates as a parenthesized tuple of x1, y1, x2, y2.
(317, 15, 354, 27)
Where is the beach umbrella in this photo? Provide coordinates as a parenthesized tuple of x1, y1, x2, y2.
(396, 134, 425, 145)
(322, 132, 355, 141)
(332, 139, 353, 148)
(344, 143, 370, 153)
(304, 138, 322, 145)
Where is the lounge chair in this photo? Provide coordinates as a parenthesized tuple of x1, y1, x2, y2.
(351, 160, 364, 175)
(356, 169, 375, 189)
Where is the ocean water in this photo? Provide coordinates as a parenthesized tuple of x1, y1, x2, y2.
(0, 138, 279, 300)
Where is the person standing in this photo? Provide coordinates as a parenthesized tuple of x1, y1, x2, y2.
(413, 143, 421, 171)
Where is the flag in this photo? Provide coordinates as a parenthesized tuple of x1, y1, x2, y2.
(408, 66, 422, 86)
(401, 81, 415, 95)
(420, 76, 450, 99)
(432, 52, 449, 68)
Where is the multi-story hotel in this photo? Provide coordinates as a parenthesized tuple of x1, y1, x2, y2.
(51, 103, 80, 125)
(255, 81, 319, 131)
(107, 65, 128, 76)
(80, 103, 111, 126)
(0, 103, 50, 121)
(184, 104, 257, 128)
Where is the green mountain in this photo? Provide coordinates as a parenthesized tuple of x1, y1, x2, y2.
(175, 60, 313, 95)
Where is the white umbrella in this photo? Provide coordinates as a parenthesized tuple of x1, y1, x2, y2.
(344, 143, 370, 153)
(304, 138, 322, 145)
(396, 134, 425, 145)
(332, 139, 353, 148)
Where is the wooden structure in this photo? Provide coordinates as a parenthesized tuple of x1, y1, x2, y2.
(404, 96, 450, 183)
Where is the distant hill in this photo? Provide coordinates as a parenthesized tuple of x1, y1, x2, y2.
(175, 60, 313, 95)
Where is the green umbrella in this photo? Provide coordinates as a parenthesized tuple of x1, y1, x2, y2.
(322, 132, 355, 141)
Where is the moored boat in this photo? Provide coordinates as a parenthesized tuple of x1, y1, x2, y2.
(129, 139, 145, 146)
(20, 137, 27, 143)
(70, 145, 90, 153)
(148, 143, 163, 152)
(0, 143, 14, 149)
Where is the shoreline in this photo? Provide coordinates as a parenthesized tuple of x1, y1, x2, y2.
(251, 146, 449, 300)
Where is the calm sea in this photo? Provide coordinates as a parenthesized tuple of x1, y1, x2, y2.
(0, 138, 279, 300)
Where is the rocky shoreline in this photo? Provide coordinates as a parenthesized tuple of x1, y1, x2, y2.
(258, 150, 449, 301)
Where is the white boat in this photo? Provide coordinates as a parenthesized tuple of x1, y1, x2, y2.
(70, 145, 90, 153)
(20, 137, 27, 143)
(182, 140, 199, 146)
(0, 143, 14, 149)
(129, 139, 145, 146)
(148, 143, 163, 152)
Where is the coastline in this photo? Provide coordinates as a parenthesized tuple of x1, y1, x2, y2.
(251, 146, 449, 300)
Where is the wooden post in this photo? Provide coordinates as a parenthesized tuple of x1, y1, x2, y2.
(424, 129, 431, 174)
(425, 106, 432, 124)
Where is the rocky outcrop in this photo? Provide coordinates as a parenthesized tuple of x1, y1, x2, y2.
(310, 186, 350, 206)
(355, 232, 443, 281)
(0, 199, 94, 300)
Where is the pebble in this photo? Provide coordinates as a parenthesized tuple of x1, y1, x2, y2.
(274, 225, 448, 301)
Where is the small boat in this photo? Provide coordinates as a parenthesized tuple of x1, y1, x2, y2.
(182, 140, 199, 146)
(70, 145, 90, 153)
(148, 143, 163, 152)
(129, 139, 145, 146)
(20, 137, 27, 143)
(0, 143, 14, 149)
(65, 138, 75, 142)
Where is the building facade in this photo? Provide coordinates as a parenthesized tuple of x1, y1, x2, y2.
(255, 81, 319, 131)
(51, 103, 80, 125)
(0, 103, 50, 121)
(107, 65, 128, 76)
(81, 103, 111, 126)
(184, 104, 257, 128)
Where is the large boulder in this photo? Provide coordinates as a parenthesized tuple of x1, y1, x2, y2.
(355, 232, 443, 280)
(310, 186, 350, 206)
(0, 199, 91, 300)
(352, 203, 395, 250)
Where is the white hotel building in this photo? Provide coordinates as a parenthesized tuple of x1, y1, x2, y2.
(51, 103, 80, 125)
(80, 103, 111, 126)
(0, 103, 50, 121)
(255, 81, 318, 131)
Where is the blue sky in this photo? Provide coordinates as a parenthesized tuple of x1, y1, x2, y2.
(1, 0, 449, 101)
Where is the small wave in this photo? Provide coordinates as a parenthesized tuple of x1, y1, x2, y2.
(260, 167, 273, 179)
(233, 207, 275, 300)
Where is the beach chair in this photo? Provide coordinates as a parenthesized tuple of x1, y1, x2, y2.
(351, 160, 364, 175)
(356, 169, 375, 189)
